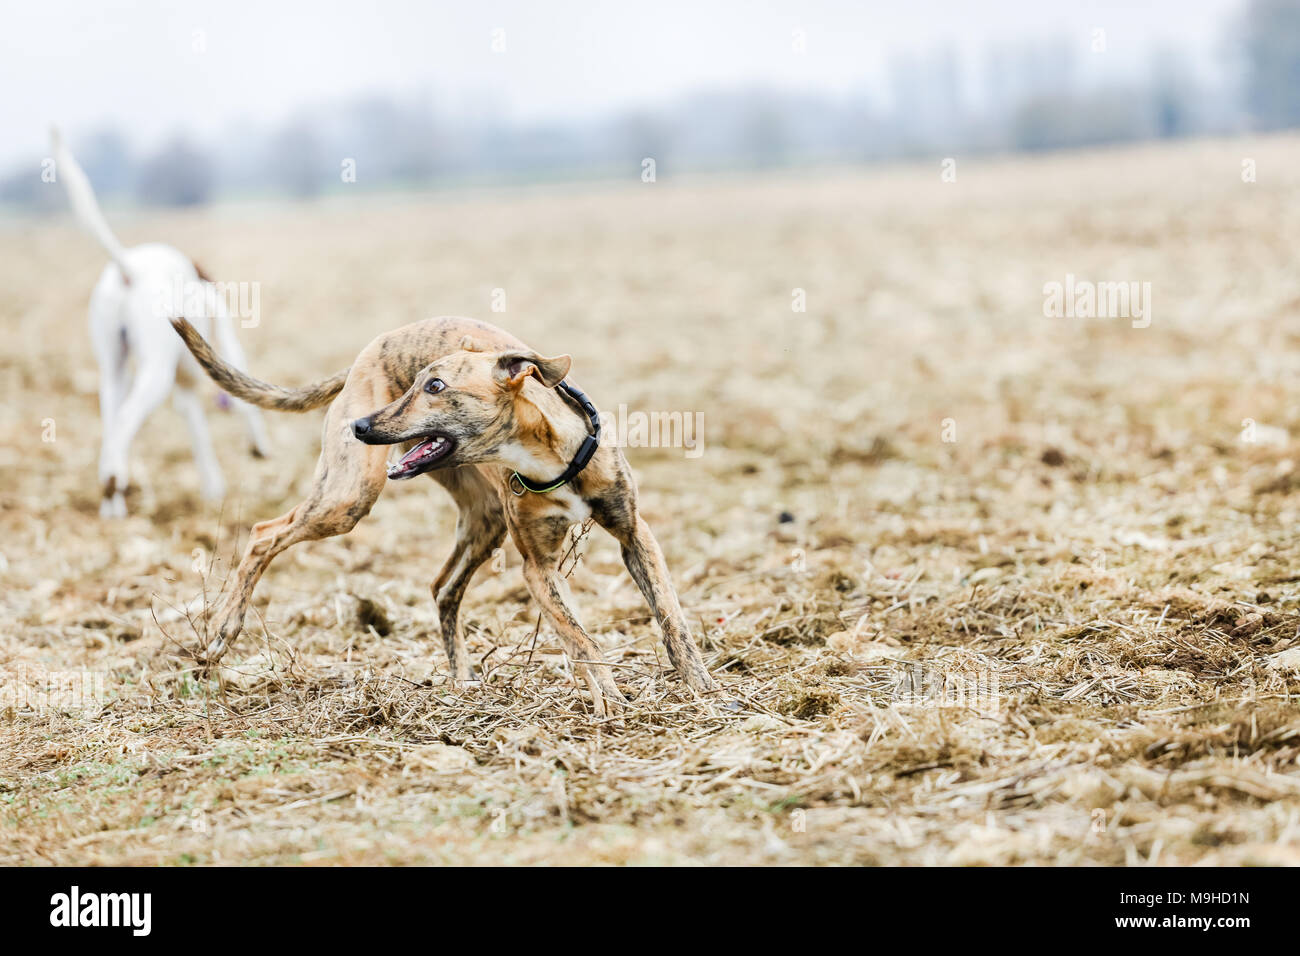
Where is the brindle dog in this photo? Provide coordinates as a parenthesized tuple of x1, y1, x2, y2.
(170, 316, 716, 715)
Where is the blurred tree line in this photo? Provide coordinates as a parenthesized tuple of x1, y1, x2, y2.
(4, 0, 1300, 209)
(1244, 0, 1300, 128)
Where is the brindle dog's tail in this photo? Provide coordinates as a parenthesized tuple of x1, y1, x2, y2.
(171, 317, 348, 412)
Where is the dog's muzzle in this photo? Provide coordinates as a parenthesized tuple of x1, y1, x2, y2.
(352, 417, 456, 478)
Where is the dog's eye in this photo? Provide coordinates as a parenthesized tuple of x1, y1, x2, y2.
(424, 378, 446, 395)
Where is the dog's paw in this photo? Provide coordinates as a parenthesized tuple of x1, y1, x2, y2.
(595, 687, 628, 718)
(99, 494, 126, 519)
(448, 666, 482, 690)
(246, 419, 272, 460)
(192, 634, 228, 666)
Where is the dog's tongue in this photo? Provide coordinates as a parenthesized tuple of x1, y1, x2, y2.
(388, 440, 435, 480)
(398, 440, 434, 467)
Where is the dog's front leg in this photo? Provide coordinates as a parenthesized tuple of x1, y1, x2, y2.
(431, 517, 506, 682)
(512, 515, 625, 716)
(204, 294, 272, 458)
(94, 355, 129, 518)
(91, 298, 129, 517)
(429, 468, 507, 683)
(519, 556, 626, 716)
(173, 386, 226, 501)
(99, 350, 177, 513)
(615, 516, 717, 694)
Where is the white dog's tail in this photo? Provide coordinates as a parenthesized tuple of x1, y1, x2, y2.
(50, 127, 133, 281)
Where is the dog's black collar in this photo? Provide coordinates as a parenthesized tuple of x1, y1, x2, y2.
(509, 381, 601, 496)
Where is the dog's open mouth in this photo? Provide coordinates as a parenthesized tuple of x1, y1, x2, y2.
(387, 435, 456, 480)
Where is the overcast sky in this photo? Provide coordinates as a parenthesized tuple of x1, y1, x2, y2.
(1, 0, 1244, 165)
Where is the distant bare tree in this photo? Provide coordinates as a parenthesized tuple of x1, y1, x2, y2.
(0, 129, 132, 213)
(740, 97, 788, 168)
(0, 162, 61, 212)
(1242, 0, 1300, 129)
(1150, 50, 1195, 138)
(81, 129, 133, 195)
(342, 95, 440, 184)
(1011, 91, 1151, 152)
(136, 136, 213, 206)
(617, 109, 673, 170)
(268, 115, 324, 199)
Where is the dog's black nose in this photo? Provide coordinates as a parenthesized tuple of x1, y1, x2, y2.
(352, 417, 373, 439)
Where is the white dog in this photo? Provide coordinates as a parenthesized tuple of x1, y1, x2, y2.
(52, 128, 269, 517)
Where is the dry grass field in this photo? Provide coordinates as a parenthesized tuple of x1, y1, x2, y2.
(4, 137, 1300, 865)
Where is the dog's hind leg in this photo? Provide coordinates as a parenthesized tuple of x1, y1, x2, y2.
(93, 340, 130, 518)
(233, 391, 273, 459)
(172, 386, 225, 501)
(510, 512, 626, 716)
(99, 343, 177, 515)
(89, 272, 129, 517)
(428, 467, 507, 681)
(199, 399, 389, 662)
(207, 292, 271, 457)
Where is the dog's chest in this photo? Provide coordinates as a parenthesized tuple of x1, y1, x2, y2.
(549, 487, 591, 522)
(513, 485, 591, 525)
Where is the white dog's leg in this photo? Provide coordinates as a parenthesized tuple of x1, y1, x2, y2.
(209, 298, 271, 457)
(101, 346, 177, 511)
(173, 386, 226, 501)
(89, 270, 129, 518)
(96, 359, 128, 518)
(233, 385, 272, 458)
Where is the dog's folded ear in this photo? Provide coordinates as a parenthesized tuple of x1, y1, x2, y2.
(495, 351, 571, 389)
